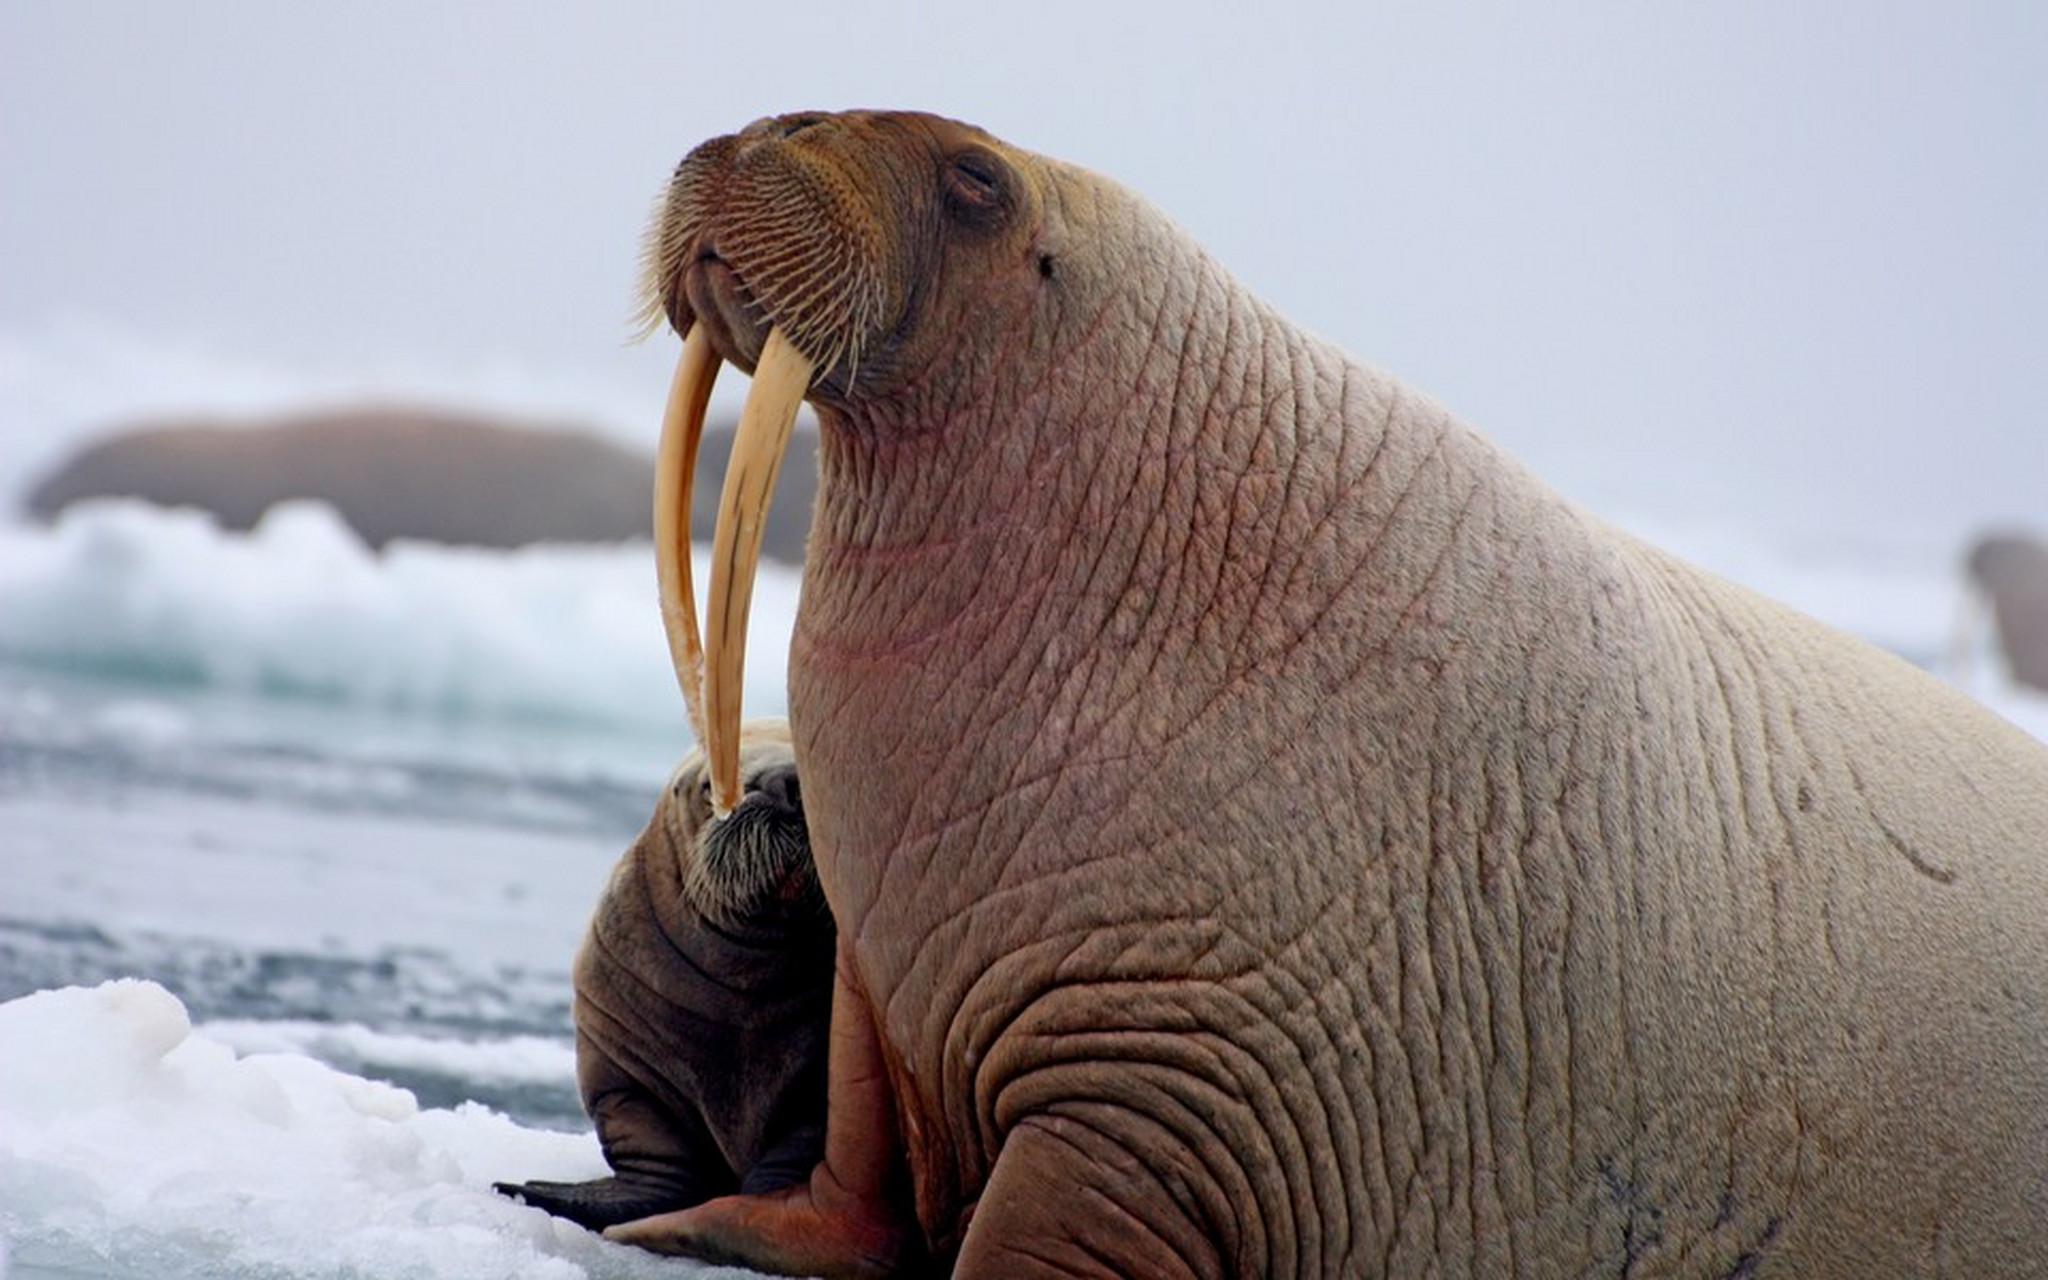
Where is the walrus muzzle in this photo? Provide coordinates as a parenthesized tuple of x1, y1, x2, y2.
(656, 324, 814, 816)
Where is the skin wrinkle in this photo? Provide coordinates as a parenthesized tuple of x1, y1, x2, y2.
(1679, 599, 1750, 968)
(1043, 1109, 1230, 1277)
(1020, 1043, 1277, 1265)
(1122, 262, 1228, 688)
(1223, 933, 1361, 1265)
(1552, 716, 1612, 1271)
(1436, 755, 1512, 1265)
(595, 870, 739, 1006)
(1568, 614, 1657, 1274)
(1513, 757, 1575, 1261)
(989, 1038, 1265, 1265)
(1634, 576, 1808, 1264)
(1476, 741, 1539, 1276)
(831, 286, 1376, 905)
(1080, 432, 1189, 741)
(1224, 919, 1354, 1244)
(1425, 781, 1483, 1264)
(1303, 401, 1457, 685)
(1242, 332, 1312, 652)
(1325, 458, 1487, 716)
(875, 278, 1371, 949)
(1706, 620, 1801, 1136)
(1183, 273, 1280, 685)
(978, 335, 1193, 856)
(935, 873, 1235, 1185)
(1257, 347, 1354, 646)
(1334, 742, 1403, 1245)
(974, 888, 1343, 1269)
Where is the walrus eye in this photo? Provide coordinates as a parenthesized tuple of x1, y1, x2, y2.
(943, 148, 1011, 225)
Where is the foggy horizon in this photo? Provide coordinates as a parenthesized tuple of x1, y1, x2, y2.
(4, 3, 2042, 552)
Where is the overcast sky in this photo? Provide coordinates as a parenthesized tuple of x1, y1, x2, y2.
(3, 2, 2042, 551)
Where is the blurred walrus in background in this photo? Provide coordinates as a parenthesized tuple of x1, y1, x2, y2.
(1964, 530, 2048, 692)
(24, 406, 817, 560)
(494, 720, 832, 1232)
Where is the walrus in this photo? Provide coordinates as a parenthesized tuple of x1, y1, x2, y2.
(618, 111, 2048, 1277)
(23, 406, 818, 562)
(494, 720, 833, 1231)
(1964, 529, 2048, 692)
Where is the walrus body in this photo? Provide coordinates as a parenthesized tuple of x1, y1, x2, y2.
(619, 112, 2048, 1277)
(26, 409, 661, 550)
(496, 721, 832, 1230)
(1967, 530, 2048, 692)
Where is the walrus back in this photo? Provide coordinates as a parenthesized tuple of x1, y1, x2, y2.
(1614, 533, 2048, 1269)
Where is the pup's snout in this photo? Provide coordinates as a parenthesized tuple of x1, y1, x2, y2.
(749, 762, 801, 814)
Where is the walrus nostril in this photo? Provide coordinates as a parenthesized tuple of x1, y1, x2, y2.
(777, 114, 826, 139)
(751, 762, 801, 813)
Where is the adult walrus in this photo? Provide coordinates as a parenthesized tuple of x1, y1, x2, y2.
(620, 111, 2048, 1277)
(495, 720, 833, 1231)
(26, 409, 657, 551)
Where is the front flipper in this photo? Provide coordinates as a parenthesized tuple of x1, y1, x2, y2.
(493, 1174, 693, 1232)
(606, 1178, 909, 1280)
(740, 1121, 827, 1196)
(951, 1115, 1220, 1279)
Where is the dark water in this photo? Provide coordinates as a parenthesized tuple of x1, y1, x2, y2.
(0, 659, 672, 1134)
(0, 913, 586, 1129)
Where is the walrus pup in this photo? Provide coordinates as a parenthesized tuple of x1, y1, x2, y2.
(495, 720, 832, 1231)
(625, 112, 2048, 1277)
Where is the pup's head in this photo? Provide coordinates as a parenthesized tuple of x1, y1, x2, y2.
(662, 718, 821, 928)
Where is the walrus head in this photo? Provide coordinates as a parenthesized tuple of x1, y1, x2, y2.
(642, 111, 1064, 812)
(663, 718, 822, 928)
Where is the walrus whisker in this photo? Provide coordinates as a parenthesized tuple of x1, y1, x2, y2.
(631, 177, 700, 341)
(686, 803, 821, 926)
(704, 325, 815, 815)
(654, 325, 719, 748)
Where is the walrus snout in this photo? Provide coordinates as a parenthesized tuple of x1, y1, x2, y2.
(648, 110, 1050, 813)
(667, 720, 821, 925)
(641, 113, 899, 381)
(746, 759, 801, 815)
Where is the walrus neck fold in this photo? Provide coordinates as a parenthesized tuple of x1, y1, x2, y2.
(788, 264, 1484, 938)
(793, 253, 1401, 672)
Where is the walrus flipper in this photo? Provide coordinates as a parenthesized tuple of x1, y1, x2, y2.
(738, 1121, 826, 1195)
(493, 1174, 695, 1232)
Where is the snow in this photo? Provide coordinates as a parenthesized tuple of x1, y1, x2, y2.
(0, 981, 756, 1280)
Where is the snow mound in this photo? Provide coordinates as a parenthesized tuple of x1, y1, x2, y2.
(0, 980, 758, 1279)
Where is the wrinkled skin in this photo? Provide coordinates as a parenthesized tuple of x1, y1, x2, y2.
(626, 111, 2048, 1277)
(495, 721, 834, 1232)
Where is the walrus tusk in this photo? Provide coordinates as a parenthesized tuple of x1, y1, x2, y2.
(654, 325, 720, 748)
(704, 327, 814, 816)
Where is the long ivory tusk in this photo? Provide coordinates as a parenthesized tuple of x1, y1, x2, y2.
(654, 325, 720, 748)
(706, 327, 813, 816)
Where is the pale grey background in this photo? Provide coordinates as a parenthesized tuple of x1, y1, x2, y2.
(3, 1, 2041, 551)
